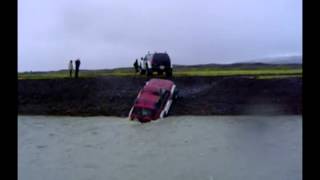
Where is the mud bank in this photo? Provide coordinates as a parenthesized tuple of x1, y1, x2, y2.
(18, 76, 302, 116)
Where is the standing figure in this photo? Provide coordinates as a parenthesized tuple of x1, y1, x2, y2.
(75, 59, 81, 78)
(68, 60, 73, 78)
(133, 59, 139, 73)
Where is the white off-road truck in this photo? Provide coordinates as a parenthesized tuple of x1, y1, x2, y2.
(139, 52, 173, 77)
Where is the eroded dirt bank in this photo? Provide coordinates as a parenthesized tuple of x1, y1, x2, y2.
(18, 76, 302, 116)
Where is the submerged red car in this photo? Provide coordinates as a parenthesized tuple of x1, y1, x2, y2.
(129, 78, 178, 123)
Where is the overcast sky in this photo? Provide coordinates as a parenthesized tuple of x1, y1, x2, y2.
(18, 0, 302, 71)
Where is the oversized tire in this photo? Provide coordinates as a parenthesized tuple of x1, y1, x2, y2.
(140, 70, 146, 75)
(166, 68, 173, 77)
(146, 64, 152, 77)
(146, 67, 152, 77)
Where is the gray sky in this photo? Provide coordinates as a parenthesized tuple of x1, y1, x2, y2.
(18, 0, 302, 71)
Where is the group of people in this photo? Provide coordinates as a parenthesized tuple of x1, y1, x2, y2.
(134, 58, 144, 73)
(68, 59, 81, 78)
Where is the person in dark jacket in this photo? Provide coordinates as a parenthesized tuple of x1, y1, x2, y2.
(75, 59, 81, 78)
(133, 59, 139, 73)
(68, 60, 73, 78)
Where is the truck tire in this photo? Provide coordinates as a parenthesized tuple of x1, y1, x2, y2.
(140, 70, 146, 75)
(145, 64, 151, 76)
(146, 64, 152, 76)
(166, 68, 173, 77)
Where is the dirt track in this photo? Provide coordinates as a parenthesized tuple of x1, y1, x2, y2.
(18, 76, 302, 116)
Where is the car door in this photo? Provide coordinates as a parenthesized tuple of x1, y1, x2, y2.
(160, 90, 170, 108)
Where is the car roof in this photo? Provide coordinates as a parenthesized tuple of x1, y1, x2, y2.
(142, 85, 160, 93)
(134, 79, 174, 109)
(135, 92, 159, 109)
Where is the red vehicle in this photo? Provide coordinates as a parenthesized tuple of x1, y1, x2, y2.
(129, 78, 177, 123)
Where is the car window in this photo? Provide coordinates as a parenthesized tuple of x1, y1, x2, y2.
(155, 100, 161, 108)
(133, 107, 154, 116)
(141, 87, 160, 96)
(141, 109, 152, 116)
(160, 90, 169, 100)
(155, 90, 170, 108)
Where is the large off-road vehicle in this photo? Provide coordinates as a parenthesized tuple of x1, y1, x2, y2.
(140, 52, 173, 77)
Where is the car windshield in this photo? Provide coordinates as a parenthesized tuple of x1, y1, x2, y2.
(133, 107, 155, 117)
(142, 88, 160, 96)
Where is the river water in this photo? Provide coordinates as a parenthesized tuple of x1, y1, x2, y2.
(18, 115, 302, 180)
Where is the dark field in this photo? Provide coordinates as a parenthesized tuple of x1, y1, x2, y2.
(18, 76, 302, 116)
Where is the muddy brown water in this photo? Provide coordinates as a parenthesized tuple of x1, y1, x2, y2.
(18, 115, 301, 180)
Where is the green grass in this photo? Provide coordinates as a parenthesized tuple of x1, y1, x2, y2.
(18, 66, 302, 80)
(18, 70, 134, 79)
(174, 68, 302, 77)
(256, 74, 302, 79)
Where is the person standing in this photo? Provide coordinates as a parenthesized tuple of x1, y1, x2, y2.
(68, 60, 73, 78)
(133, 59, 139, 73)
(75, 59, 81, 78)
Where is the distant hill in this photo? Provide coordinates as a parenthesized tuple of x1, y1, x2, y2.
(244, 55, 302, 64)
(172, 63, 301, 70)
(173, 55, 302, 69)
